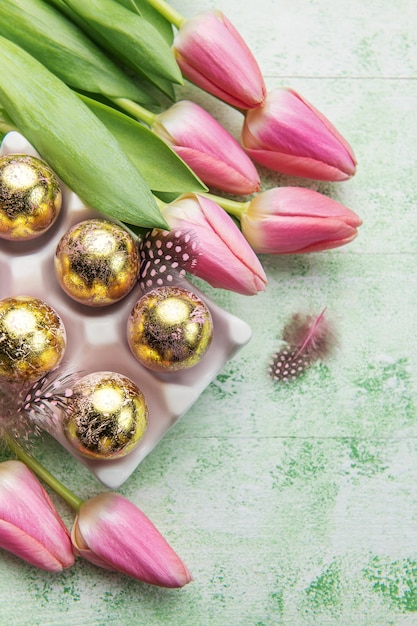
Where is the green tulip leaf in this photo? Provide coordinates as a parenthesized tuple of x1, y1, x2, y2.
(0, 0, 157, 104)
(0, 107, 16, 138)
(0, 37, 167, 229)
(79, 95, 207, 193)
(60, 0, 182, 86)
(114, 0, 174, 45)
(46, 0, 176, 100)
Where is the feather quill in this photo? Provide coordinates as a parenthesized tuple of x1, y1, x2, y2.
(269, 308, 337, 382)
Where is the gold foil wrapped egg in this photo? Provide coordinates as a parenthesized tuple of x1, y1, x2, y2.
(0, 154, 62, 240)
(0, 296, 66, 383)
(63, 371, 148, 460)
(127, 286, 213, 372)
(54, 219, 139, 306)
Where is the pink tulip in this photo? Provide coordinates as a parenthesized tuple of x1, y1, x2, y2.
(241, 88, 357, 181)
(240, 187, 362, 254)
(153, 100, 260, 194)
(71, 493, 192, 588)
(159, 193, 267, 295)
(0, 460, 74, 572)
(173, 10, 266, 109)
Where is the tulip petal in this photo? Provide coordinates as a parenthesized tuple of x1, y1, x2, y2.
(0, 520, 68, 572)
(242, 150, 353, 182)
(174, 147, 260, 194)
(244, 215, 358, 254)
(174, 11, 266, 109)
(73, 493, 192, 588)
(253, 187, 361, 225)
(296, 90, 358, 168)
(242, 88, 357, 181)
(71, 521, 114, 570)
(0, 461, 74, 571)
(161, 194, 267, 295)
(154, 101, 260, 194)
(241, 187, 361, 254)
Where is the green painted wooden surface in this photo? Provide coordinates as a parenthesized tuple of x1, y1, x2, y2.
(1, 0, 417, 624)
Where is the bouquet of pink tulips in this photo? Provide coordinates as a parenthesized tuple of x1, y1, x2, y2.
(0, 0, 362, 586)
(0, 0, 361, 296)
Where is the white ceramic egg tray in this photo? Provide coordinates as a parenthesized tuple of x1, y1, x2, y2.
(0, 132, 252, 488)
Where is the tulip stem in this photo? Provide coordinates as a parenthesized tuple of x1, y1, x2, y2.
(110, 98, 157, 127)
(200, 192, 250, 220)
(153, 195, 166, 210)
(144, 0, 185, 28)
(153, 191, 250, 220)
(4, 432, 84, 512)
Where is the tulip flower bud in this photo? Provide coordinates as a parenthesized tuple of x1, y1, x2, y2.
(0, 460, 74, 572)
(71, 493, 192, 588)
(159, 193, 267, 295)
(153, 101, 260, 194)
(173, 11, 266, 109)
(241, 88, 357, 181)
(240, 187, 362, 254)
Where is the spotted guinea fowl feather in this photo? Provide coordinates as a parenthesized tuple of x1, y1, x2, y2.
(0, 368, 80, 441)
(269, 308, 337, 382)
(139, 228, 200, 292)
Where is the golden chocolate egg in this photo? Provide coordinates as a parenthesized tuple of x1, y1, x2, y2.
(127, 286, 213, 372)
(63, 371, 148, 460)
(0, 296, 66, 383)
(0, 154, 62, 240)
(54, 219, 139, 306)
